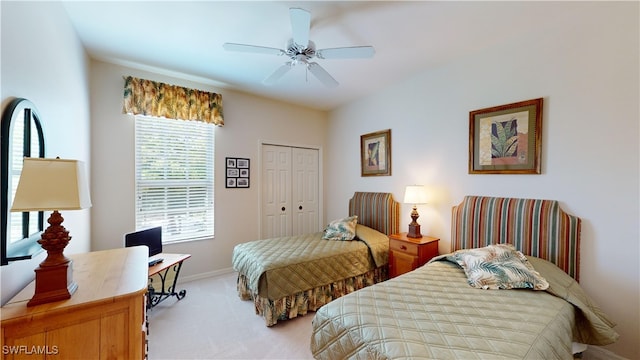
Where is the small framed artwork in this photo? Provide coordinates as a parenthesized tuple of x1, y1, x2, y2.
(226, 157, 250, 188)
(237, 158, 249, 168)
(469, 98, 543, 174)
(237, 178, 249, 188)
(361, 129, 391, 176)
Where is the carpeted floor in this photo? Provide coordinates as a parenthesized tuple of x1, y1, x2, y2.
(147, 271, 314, 359)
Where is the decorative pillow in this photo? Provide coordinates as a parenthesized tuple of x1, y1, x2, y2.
(447, 244, 549, 290)
(322, 216, 358, 241)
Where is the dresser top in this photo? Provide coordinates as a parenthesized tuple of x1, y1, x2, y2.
(1, 246, 148, 322)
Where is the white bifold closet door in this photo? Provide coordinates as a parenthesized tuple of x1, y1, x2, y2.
(261, 144, 319, 239)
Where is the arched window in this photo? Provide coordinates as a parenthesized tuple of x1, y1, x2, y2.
(1, 98, 46, 265)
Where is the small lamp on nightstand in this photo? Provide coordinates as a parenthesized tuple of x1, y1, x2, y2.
(11, 157, 92, 306)
(403, 185, 428, 238)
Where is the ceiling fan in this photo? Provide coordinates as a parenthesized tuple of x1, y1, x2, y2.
(223, 7, 375, 88)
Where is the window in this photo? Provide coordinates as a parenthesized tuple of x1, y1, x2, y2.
(135, 116, 214, 243)
(1, 98, 45, 265)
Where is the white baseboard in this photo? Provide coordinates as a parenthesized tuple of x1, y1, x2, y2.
(180, 267, 235, 283)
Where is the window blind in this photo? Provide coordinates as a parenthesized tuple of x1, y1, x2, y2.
(135, 116, 214, 243)
(9, 111, 43, 244)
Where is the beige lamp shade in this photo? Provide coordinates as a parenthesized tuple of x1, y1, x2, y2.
(403, 185, 428, 205)
(11, 157, 92, 212)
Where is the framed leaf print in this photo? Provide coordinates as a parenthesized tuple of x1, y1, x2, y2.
(469, 98, 543, 174)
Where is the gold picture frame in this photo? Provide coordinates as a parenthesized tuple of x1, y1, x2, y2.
(361, 129, 391, 176)
(469, 98, 543, 174)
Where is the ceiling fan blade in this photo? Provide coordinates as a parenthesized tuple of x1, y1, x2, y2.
(290, 8, 310, 48)
(316, 46, 376, 59)
(308, 62, 338, 88)
(223, 43, 284, 56)
(263, 63, 293, 85)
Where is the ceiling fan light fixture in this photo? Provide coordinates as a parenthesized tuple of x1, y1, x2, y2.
(286, 39, 315, 59)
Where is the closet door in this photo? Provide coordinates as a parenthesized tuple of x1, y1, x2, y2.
(262, 145, 292, 238)
(291, 147, 319, 236)
(261, 145, 319, 238)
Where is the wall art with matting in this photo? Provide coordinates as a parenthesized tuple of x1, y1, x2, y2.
(361, 129, 391, 176)
(469, 98, 543, 174)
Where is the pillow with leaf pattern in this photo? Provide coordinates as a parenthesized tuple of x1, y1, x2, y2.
(322, 216, 358, 241)
(447, 244, 549, 290)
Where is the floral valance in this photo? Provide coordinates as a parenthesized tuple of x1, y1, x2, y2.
(122, 76, 224, 126)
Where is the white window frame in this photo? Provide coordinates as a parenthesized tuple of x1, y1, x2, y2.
(134, 115, 215, 243)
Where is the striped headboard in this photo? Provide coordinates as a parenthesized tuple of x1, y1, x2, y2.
(349, 192, 400, 236)
(451, 196, 582, 281)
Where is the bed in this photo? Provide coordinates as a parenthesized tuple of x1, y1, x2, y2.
(310, 195, 619, 359)
(232, 192, 400, 326)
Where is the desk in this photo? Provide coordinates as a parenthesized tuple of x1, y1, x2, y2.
(147, 253, 191, 309)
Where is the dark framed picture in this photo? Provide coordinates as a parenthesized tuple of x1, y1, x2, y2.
(226, 157, 250, 188)
(237, 159, 249, 168)
(469, 98, 543, 174)
(361, 129, 391, 176)
(237, 178, 249, 188)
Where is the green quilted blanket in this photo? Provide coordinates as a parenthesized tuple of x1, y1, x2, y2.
(311, 256, 618, 360)
(232, 224, 389, 300)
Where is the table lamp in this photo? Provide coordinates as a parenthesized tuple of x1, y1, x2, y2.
(11, 157, 92, 306)
(403, 185, 428, 238)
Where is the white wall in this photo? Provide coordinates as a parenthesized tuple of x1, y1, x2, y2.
(326, 3, 638, 358)
(0, 1, 91, 304)
(89, 60, 328, 278)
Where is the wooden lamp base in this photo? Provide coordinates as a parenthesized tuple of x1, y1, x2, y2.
(28, 261, 78, 306)
(27, 210, 78, 307)
(407, 223, 422, 238)
(407, 205, 423, 238)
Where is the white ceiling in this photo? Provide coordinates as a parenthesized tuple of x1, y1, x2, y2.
(61, 1, 572, 111)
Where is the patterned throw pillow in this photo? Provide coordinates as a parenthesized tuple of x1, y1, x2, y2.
(448, 244, 549, 290)
(322, 216, 358, 241)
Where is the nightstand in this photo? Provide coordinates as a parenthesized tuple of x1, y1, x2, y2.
(389, 233, 440, 278)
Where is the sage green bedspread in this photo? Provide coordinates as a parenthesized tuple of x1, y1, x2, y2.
(232, 224, 389, 300)
(311, 256, 618, 360)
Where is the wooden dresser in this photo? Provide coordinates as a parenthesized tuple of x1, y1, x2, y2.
(1, 247, 148, 359)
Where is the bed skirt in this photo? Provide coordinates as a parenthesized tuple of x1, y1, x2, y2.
(237, 266, 388, 326)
